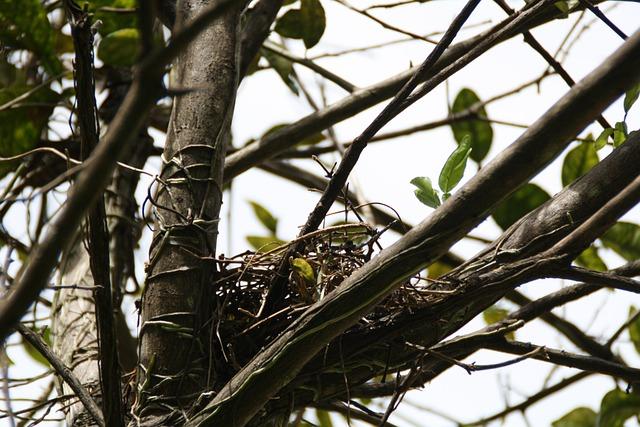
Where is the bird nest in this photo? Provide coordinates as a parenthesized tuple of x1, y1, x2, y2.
(211, 222, 441, 367)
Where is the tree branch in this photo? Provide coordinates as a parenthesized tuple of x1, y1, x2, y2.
(487, 339, 640, 382)
(16, 324, 105, 427)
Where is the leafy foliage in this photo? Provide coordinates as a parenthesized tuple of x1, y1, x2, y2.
(561, 141, 599, 187)
(575, 246, 607, 272)
(98, 28, 140, 67)
(411, 176, 440, 208)
(22, 328, 51, 367)
(246, 235, 287, 252)
(249, 201, 278, 234)
(601, 222, 640, 261)
(438, 136, 471, 199)
(552, 407, 597, 427)
(450, 88, 493, 162)
(275, 0, 326, 48)
(262, 48, 300, 95)
(492, 183, 550, 230)
(0, 0, 60, 74)
(624, 83, 640, 114)
(482, 305, 514, 339)
(628, 306, 640, 354)
(0, 85, 59, 177)
(86, 0, 138, 36)
(596, 389, 640, 427)
(292, 257, 315, 283)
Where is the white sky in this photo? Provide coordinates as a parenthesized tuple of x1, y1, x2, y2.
(4, 1, 640, 426)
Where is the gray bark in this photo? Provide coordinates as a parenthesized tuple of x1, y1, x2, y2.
(134, 1, 246, 424)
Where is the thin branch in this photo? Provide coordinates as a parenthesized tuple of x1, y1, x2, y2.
(578, 0, 627, 39)
(554, 266, 640, 294)
(493, 0, 611, 129)
(259, 0, 483, 317)
(487, 339, 640, 382)
(467, 371, 591, 425)
(333, 0, 438, 44)
(16, 324, 105, 427)
(263, 42, 357, 92)
(314, 402, 401, 427)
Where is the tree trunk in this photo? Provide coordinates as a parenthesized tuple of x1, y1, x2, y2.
(134, 1, 245, 424)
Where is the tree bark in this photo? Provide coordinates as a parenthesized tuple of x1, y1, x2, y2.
(134, 1, 245, 424)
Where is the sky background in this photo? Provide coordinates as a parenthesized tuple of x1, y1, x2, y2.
(5, 0, 640, 426)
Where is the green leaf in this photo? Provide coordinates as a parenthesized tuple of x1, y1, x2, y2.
(274, 9, 305, 38)
(613, 122, 627, 147)
(292, 258, 315, 283)
(22, 328, 51, 367)
(261, 48, 299, 95)
(601, 222, 640, 261)
(624, 83, 640, 114)
(261, 123, 324, 145)
(554, 1, 569, 15)
(439, 136, 472, 193)
(410, 177, 440, 209)
(492, 183, 550, 230)
(246, 236, 287, 252)
(316, 409, 333, 427)
(561, 142, 599, 187)
(627, 306, 640, 355)
(97, 28, 141, 67)
(274, 0, 326, 49)
(597, 388, 640, 427)
(575, 246, 607, 272)
(0, 0, 60, 74)
(595, 128, 614, 150)
(552, 407, 597, 427)
(427, 261, 452, 279)
(300, 0, 326, 48)
(0, 84, 59, 177)
(482, 306, 514, 339)
(451, 88, 493, 162)
(249, 201, 278, 234)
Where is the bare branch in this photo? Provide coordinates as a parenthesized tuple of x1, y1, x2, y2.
(16, 324, 105, 427)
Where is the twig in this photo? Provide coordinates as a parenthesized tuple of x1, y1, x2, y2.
(263, 42, 356, 92)
(494, 0, 611, 129)
(578, 0, 627, 40)
(466, 371, 591, 425)
(314, 401, 401, 427)
(487, 339, 640, 382)
(333, 0, 437, 44)
(553, 266, 640, 294)
(16, 324, 105, 427)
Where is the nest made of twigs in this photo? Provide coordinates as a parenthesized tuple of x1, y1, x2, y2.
(210, 221, 449, 367)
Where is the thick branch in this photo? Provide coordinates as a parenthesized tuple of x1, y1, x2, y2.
(187, 27, 640, 427)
